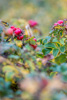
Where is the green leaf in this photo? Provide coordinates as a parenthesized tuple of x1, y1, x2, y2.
(53, 48, 59, 57)
(56, 43, 61, 48)
(55, 54, 67, 64)
(39, 39, 43, 44)
(8, 55, 19, 59)
(54, 29, 59, 36)
(60, 38, 65, 45)
(42, 48, 52, 55)
(29, 37, 36, 45)
(23, 35, 27, 39)
(43, 38, 47, 43)
(37, 52, 44, 58)
(5, 82, 11, 89)
(45, 43, 56, 48)
(38, 44, 44, 48)
(5, 71, 15, 81)
(0, 78, 4, 83)
(0, 26, 3, 33)
(46, 36, 51, 41)
(2, 65, 17, 73)
(60, 31, 63, 36)
(62, 75, 67, 82)
(25, 44, 31, 50)
(43, 36, 51, 44)
(52, 37, 58, 42)
(50, 72, 57, 78)
(15, 90, 22, 95)
(3, 66, 12, 72)
(7, 94, 14, 98)
(49, 30, 54, 34)
(60, 46, 65, 53)
(0, 85, 3, 91)
(30, 40, 36, 45)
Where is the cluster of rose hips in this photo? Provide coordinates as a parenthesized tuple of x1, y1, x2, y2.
(54, 19, 67, 27)
(53, 19, 67, 33)
(28, 20, 38, 49)
(54, 20, 64, 26)
(5, 20, 38, 49)
(5, 26, 24, 40)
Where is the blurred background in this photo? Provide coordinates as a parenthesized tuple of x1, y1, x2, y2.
(0, 0, 67, 35)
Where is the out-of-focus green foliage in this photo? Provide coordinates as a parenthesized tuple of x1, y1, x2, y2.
(0, 0, 67, 99)
(0, 18, 67, 100)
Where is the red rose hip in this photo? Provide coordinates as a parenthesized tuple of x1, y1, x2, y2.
(5, 28, 13, 36)
(33, 38, 37, 41)
(15, 28, 22, 35)
(28, 20, 38, 27)
(30, 44, 37, 49)
(57, 20, 63, 25)
(17, 35, 24, 40)
(11, 26, 16, 31)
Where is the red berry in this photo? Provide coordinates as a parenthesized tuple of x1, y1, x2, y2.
(28, 20, 38, 27)
(11, 26, 16, 31)
(15, 28, 22, 35)
(65, 27, 67, 30)
(65, 25, 67, 30)
(11, 26, 15, 29)
(41, 79, 48, 88)
(5, 28, 13, 36)
(57, 20, 63, 25)
(30, 44, 37, 49)
(54, 23, 58, 26)
(33, 38, 37, 41)
(17, 35, 24, 40)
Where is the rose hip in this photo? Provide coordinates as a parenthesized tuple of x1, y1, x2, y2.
(15, 28, 22, 35)
(17, 35, 24, 40)
(5, 28, 13, 36)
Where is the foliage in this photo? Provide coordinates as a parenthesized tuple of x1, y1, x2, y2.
(0, 19, 67, 100)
